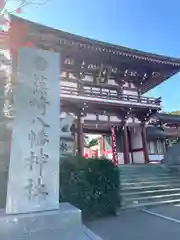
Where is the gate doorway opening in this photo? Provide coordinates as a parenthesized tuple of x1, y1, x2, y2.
(83, 132, 124, 162)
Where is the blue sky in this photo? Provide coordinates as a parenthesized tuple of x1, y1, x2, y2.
(16, 0, 180, 112)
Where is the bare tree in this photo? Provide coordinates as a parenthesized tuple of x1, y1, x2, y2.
(0, 0, 49, 46)
(0, 0, 49, 118)
(0, 0, 49, 16)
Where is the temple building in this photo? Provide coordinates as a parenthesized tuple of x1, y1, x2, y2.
(9, 15, 180, 165)
(146, 113, 180, 162)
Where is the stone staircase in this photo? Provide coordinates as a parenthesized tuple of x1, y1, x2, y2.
(120, 164, 180, 209)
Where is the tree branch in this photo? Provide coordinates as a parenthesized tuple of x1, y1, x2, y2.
(1, 0, 49, 15)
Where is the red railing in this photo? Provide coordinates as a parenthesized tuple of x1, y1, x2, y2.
(61, 86, 161, 106)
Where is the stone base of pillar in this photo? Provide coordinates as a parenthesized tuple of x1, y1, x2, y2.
(0, 203, 102, 240)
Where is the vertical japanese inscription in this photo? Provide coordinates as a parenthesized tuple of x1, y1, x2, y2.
(29, 74, 50, 116)
(24, 69, 50, 202)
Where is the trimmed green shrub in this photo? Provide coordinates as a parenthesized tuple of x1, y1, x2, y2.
(60, 155, 120, 219)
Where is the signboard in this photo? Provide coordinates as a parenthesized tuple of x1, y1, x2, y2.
(111, 127, 118, 166)
(60, 114, 76, 157)
(6, 47, 60, 214)
(60, 137, 75, 156)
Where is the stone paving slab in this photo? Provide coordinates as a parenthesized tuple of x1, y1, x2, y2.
(86, 208, 180, 240)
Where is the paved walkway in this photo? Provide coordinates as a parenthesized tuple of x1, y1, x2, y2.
(86, 207, 180, 240)
(145, 204, 180, 221)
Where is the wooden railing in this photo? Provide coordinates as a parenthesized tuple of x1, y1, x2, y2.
(61, 86, 161, 106)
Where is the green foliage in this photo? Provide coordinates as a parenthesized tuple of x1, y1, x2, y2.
(88, 138, 99, 148)
(168, 111, 180, 115)
(84, 135, 100, 148)
(60, 155, 120, 220)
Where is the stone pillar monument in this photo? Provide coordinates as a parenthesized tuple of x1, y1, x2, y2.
(0, 52, 12, 209)
(0, 47, 102, 240)
(6, 47, 60, 214)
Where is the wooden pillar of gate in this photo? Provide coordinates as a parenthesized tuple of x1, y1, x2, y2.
(101, 135, 105, 157)
(123, 122, 129, 164)
(77, 112, 84, 156)
(141, 122, 149, 164)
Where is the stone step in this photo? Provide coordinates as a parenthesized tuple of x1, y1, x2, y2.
(120, 168, 165, 172)
(120, 172, 172, 178)
(120, 165, 180, 209)
(121, 199, 180, 209)
(119, 164, 166, 171)
(119, 164, 166, 170)
(120, 168, 166, 172)
(122, 187, 180, 197)
(123, 192, 180, 202)
(122, 179, 180, 187)
(121, 183, 180, 192)
(122, 193, 180, 206)
(121, 174, 169, 178)
(121, 175, 178, 183)
(119, 164, 164, 167)
(120, 170, 168, 176)
(120, 171, 170, 176)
